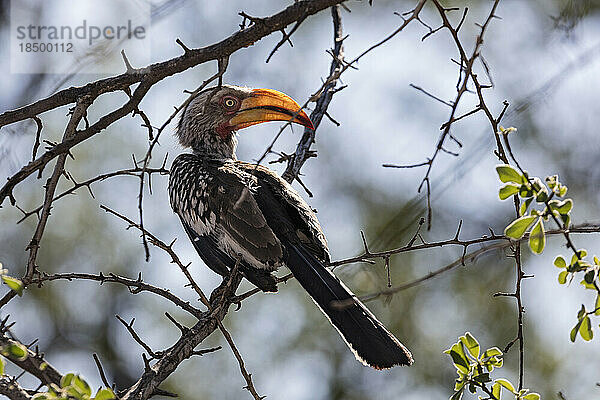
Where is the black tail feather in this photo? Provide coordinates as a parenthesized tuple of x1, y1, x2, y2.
(285, 242, 413, 369)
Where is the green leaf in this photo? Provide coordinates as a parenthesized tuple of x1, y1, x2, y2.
(595, 293, 600, 316)
(4, 342, 28, 361)
(519, 198, 533, 216)
(495, 378, 516, 394)
(2, 276, 23, 296)
(487, 357, 503, 372)
(547, 199, 560, 208)
(473, 372, 491, 384)
(445, 343, 470, 374)
(571, 250, 587, 265)
(454, 377, 466, 391)
(61, 373, 75, 388)
(67, 386, 87, 400)
(580, 279, 595, 290)
(0, 355, 4, 375)
(492, 382, 501, 399)
(584, 270, 596, 284)
(460, 332, 480, 359)
(523, 393, 541, 400)
(554, 199, 573, 214)
(558, 270, 568, 284)
(48, 384, 61, 396)
(530, 177, 543, 192)
(483, 347, 502, 358)
(496, 165, 524, 184)
(561, 213, 571, 229)
(576, 249, 588, 260)
(449, 350, 470, 374)
(468, 382, 476, 394)
(528, 218, 545, 254)
(489, 356, 503, 369)
(559, 186, 568, 197)
(73, 375, 92, 398)
(535, 187, 548, 202)
(571, 319, 583, 342)
(554, 256, 566, 269)
(580, 316, 593, 341)
(505, 216, 537, 240)
(94, 388, 115, 400)
(519, 185, 534, 198)
(572, 261, 591, 273)
(499, 184, 520, 200)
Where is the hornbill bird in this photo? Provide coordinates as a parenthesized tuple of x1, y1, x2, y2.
(168, 84, 413, 369)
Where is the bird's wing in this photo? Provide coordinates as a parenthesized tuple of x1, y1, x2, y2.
(208, 163, 284, 269)
(180, 218, 278, 292)
(236, 162, 330, 263)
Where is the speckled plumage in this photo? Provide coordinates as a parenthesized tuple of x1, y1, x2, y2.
(168, 85, 413, 369)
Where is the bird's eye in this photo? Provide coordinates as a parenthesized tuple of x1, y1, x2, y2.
(222, 96, 238, 110)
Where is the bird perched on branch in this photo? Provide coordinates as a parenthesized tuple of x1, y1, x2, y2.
(168, 84, 413, 369)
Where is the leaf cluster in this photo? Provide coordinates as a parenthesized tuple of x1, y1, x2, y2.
(445, 333, 539, 400)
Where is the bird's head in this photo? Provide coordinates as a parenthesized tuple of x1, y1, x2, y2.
(177, 84, 314, 158)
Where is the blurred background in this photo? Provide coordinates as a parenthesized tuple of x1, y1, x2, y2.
(1, 0, 600, 399)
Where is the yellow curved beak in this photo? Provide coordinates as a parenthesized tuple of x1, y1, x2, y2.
(229, 88, 314, 131)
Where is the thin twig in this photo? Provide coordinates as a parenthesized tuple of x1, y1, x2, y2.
(0, 96, 92, 308)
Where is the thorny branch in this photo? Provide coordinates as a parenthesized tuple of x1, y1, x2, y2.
(351, 224, 600, 304)
(429, 0, 527, 387)
(282, 5, 346, 184)
(0, 333, 62, 386)
(101, 205, 263, 399)
(257, 0, 427, 181)
(16, 166, 169, 224)
(418, 0, 528, 389)
(384, 0, 501, 231)
(235, 223, 600, 307)
(120, 270, 243, 400)
(0, 377, 31, 400)
(29, 271, 202, 318)
(0, 97, 92, 308)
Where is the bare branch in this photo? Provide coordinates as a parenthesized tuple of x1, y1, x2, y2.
(120, 273, 243, 400)
(17, 167, 168, 224)
(0, 334, 62, 386)
(93, 353, 112, 389)
(266, 15, 307, 63)
(116, 316, 162, 359)
(28, 272, 202, 318)
(282, 5, 345, 183)
(0, 96, 92, 307)
(0, 377, 32, 400)
(330, 223, 600, 268)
